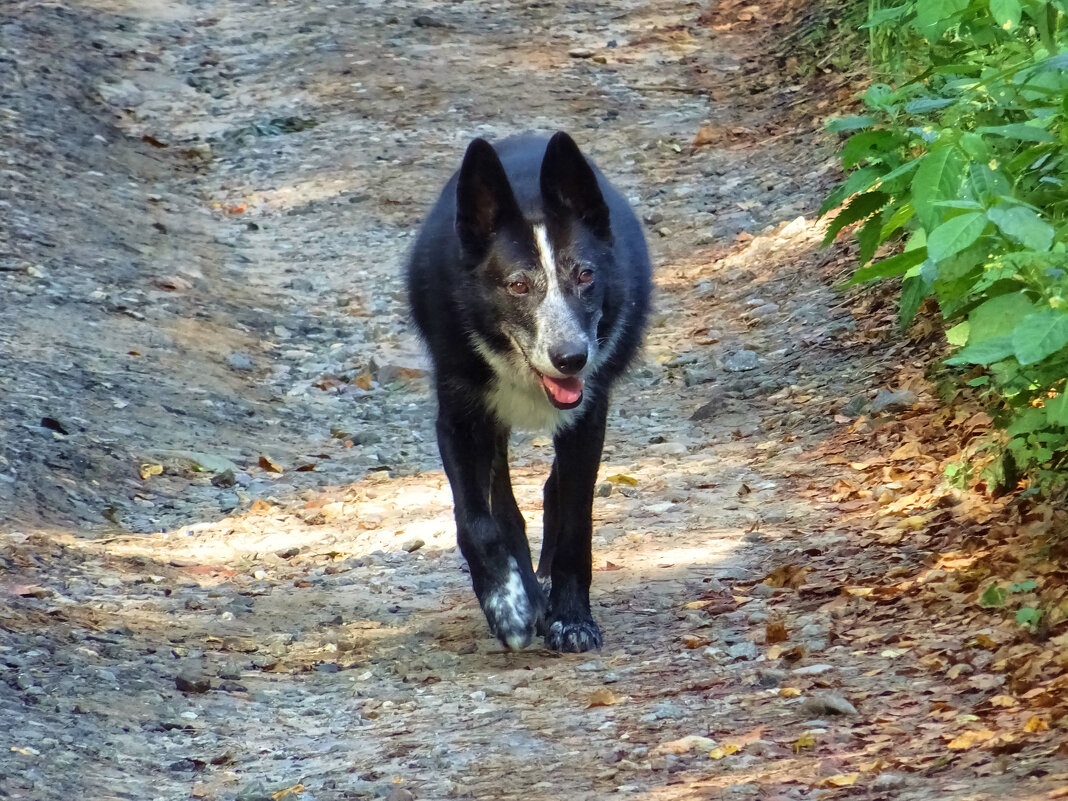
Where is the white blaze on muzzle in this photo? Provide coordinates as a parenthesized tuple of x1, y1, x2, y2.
(530, 224, 592, 409)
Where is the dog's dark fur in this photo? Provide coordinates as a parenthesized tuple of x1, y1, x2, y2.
(406, 132, 651, 652)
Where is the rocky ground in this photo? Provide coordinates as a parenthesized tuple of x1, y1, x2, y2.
(1, 1, 1065, 799)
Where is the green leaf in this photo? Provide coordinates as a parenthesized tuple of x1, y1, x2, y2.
(1009, 579, 1037, 593)
(927, 212, 987, 262)
(946, 335, 1015, 365)
(905, 96, 956, 114)
(987, 204, 1055, 251)
(1012, 308, 1068, 365)
(946, 321, 970, 346)
(914, 0, 969, 32)
(861, 4, 911, 28)
(989, 0, 1022, 30)
(818, 166, 883, 217)
(968, 292, 1035, 344)
(912, 146, 965, 230)
(967, 163, 1010, 202)
(856, 209, 888, 265)
(841, 130, 903, 169)
(880, 202, 916, 239)
(1015, 607, 1042, 630)
(847, 247, 927, 285)
(978, 123, 1055, 142)
(822, 191, 889, 246)
(980, 584, 1008, 608)
(900, 273, 929, 326)
(825, 115, 878, 133)
(1046, 392, 1068, 426)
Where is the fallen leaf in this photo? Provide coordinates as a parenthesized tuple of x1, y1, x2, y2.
(780, 687, 801, 698)
(605, 473, 639, 486)
(793, 732, 816, 753)
(708, 743, 741, 759)
(765, 621, 789, 644)
(764, 564, 810, 589)
(587, 688, 623, 708)
(1023, 716, 1049, 733)
(947, 729, 995, 750)
(249, 499, 272, 514)
(272, 785, 305, 800)
(888, 441, 923, 461)
(653, 735, 718, 755)
(259, 455, 283, 473)
(818, 774, 859, 788)
(682, 634, 711, 649)
(139, 463, 163, 480)
(989, 695, 1016, 708)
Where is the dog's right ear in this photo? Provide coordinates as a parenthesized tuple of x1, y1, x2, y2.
(455, 138, 522, 258)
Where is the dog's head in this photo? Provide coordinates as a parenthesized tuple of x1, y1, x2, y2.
(455, 132, 612, 411)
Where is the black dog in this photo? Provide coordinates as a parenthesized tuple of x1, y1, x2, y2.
(406, 132, 651, 652)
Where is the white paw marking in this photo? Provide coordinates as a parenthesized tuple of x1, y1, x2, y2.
(482, 557, 533, 650)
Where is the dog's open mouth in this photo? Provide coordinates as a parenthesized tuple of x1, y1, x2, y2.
(538, 373, 584, 410)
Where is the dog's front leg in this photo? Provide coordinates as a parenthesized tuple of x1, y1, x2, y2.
(542, 396, 608, 652)
(436, 408, 545, 649)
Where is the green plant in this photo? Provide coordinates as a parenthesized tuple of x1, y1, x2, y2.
(823, 0, 1068, 492)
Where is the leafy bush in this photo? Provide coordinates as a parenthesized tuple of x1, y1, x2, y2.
(824, 0, 1068, 492)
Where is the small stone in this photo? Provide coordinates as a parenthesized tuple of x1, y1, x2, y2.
(872, 772, 907, 790)
(801, 692, 858, 716)
(792, 663, 833, 676)
(175, 672, 211, 693)
(401, 538, 425, 553)
(315, 662, 341, 673)
(756, 669, 788, 688)
(211, 469, 237, 488)
(377, 364, 427, 385)
(568, 47, 595, 58)
(595, 481, 612, 497)
(727, 641, 759, 661)
(723, 350, 759, 373)
(226, 352, 254, 371)
(871, 388, 918, 414)
(412, 14, 447, 27)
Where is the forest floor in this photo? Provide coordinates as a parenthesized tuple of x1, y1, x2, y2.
(1, 0, 1066, 799)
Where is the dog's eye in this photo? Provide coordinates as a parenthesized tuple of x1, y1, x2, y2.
(508, 280, 530, 295)
(578, 269, 595, 284)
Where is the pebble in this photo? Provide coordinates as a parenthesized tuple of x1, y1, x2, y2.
(401, 538, 425, 553)
(801, 693, 858, 716)
(722, 350, 759, 372)
(727, 641, 759, 661)
(792, 663, 833, 676)
(871, 387, 918, 413)
(175, 671, 211, 693)
(595, 481, 613, 497)
(756, 669, 787, 688)
(226, 352, 254, 371)
(872, 772, 907, 790)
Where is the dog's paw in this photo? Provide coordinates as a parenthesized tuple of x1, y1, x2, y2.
(545, 617, 603, 653)
(480, 559, 545, 650)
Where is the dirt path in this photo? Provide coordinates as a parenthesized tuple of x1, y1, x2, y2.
(2, 1, 1064, 800)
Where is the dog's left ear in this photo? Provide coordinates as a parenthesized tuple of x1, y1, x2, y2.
(540, 132, 611, 238)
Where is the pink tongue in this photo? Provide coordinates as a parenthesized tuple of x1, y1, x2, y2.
(540, 375, 583, 406)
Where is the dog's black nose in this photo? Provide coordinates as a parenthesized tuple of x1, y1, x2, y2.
(549, 344, 588, 375)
